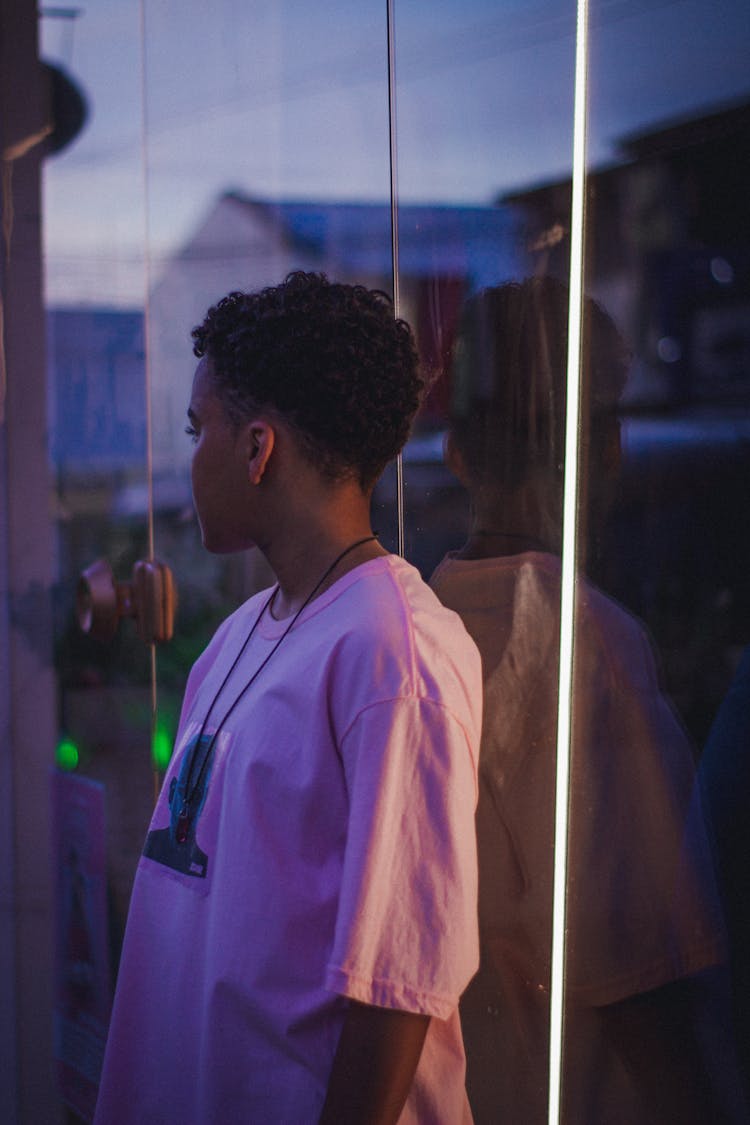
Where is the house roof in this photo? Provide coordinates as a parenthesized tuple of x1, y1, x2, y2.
(222, 191, 522, 286)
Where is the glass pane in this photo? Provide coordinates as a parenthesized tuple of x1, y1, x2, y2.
(391, 3, 578, 1121)
(35, 2, 750, 1122)
(565, 0, 750, 1120)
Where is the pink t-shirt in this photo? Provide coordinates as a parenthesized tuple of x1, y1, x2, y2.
(94, 555, 481, 1124)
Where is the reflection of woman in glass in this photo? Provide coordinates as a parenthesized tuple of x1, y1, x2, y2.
(431, 278, 745, 1123)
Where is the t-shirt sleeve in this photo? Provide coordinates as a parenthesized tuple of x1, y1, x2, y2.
(564, 617, 726, 1005)
(325, 696, 479, 1021)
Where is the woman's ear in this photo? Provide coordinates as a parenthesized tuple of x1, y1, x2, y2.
(245, 420, 276, 485)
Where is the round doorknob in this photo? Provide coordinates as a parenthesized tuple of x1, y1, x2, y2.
(77, 558, 175, 644)
(76, 558, 121, 642)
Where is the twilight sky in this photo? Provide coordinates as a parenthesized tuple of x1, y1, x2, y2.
(40, 0, 750, 306)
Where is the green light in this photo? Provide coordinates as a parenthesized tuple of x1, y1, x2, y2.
(152, 722, 173, 771)
(56, 738, 79, 771)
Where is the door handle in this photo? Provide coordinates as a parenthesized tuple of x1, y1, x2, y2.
(77, 558, 177, 644)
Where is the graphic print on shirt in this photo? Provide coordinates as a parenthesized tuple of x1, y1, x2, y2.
(143, 729, 217, 879)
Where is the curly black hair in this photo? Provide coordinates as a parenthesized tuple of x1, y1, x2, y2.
(191, 271, 423, 490)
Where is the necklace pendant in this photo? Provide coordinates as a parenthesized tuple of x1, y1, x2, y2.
(176, 805, 190, 844)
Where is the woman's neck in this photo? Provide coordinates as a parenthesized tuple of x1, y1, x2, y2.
(456, 527, 553, 561)
(267, 532, 385, 619)
(456, 487, 559, 560)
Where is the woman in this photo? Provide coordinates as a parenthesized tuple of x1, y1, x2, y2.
(95, 272, 482, 1125)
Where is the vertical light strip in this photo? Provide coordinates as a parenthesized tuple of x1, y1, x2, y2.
(138, 0, 160, 800)
(139, 0, 155, 564)
(386, 0, 405, 557)
(548, 0, 589, 1122)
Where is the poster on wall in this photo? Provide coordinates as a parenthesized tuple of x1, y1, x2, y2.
(52, 770, 111, 1124)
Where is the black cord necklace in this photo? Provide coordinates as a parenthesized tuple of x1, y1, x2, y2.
(174, 534, 377, 844)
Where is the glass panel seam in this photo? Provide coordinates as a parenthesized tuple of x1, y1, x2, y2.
(139, 0, 160, 798)
(139, 0, 155, 563)
(386, 0, 404, 557)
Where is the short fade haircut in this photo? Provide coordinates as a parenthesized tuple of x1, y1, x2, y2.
(192, 271, 423, 491)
